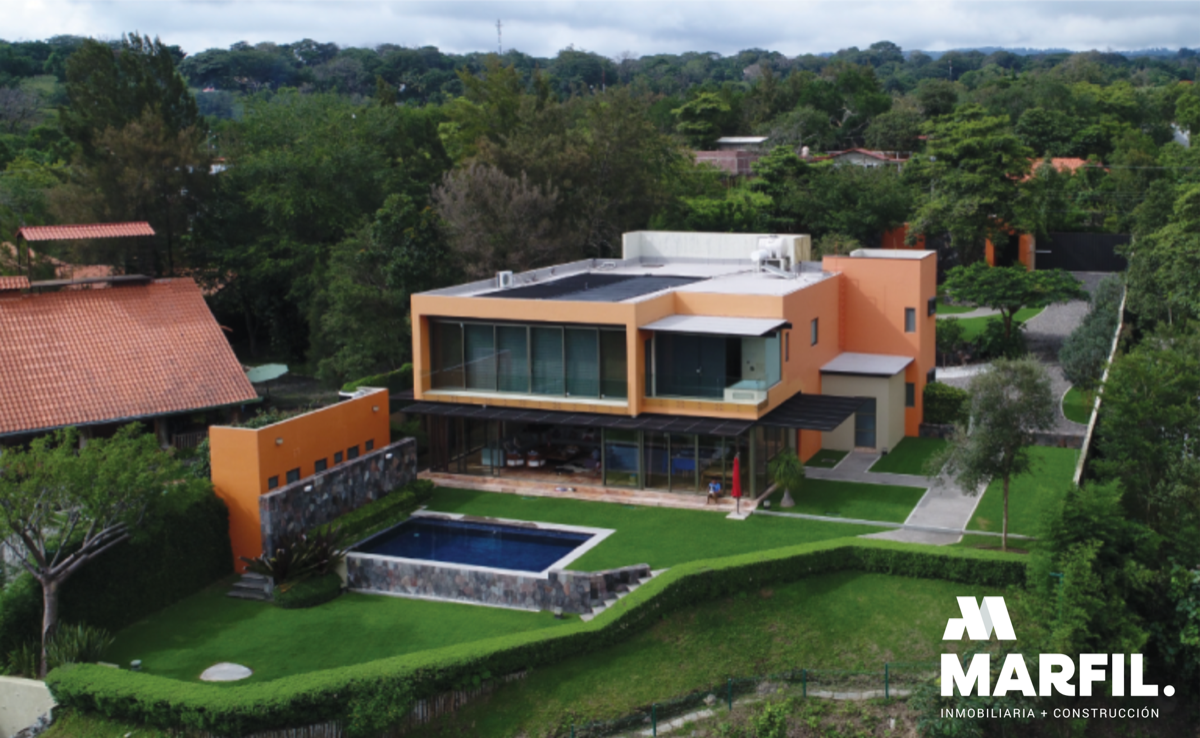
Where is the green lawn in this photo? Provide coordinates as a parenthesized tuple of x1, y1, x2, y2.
(406, 572, 1010, 737)
(804, 448, 848, 468)
(967, 446, 1079, 537)
(954, 307, 1044, 341)
(105, 582, 568, 683)
(951, 534, 1033, 552)
(763, 478, 926, 523)
(936, 299, 976, 315)
(868, 437, 947, 476)
(1062, 386, 1094, 425)
(425, 488, 884, 570)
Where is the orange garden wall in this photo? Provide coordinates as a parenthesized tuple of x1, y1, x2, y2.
(985, 234, 1037, 271)
(210, 389, 391, 570)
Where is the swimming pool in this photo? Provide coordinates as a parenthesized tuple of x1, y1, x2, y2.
(353, 516, 594, 574)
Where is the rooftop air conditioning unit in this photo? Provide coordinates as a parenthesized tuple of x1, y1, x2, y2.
(497, 271, 514, 289)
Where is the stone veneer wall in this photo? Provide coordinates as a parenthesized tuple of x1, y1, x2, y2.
(345, 555, 650, 614)
(259, 437, 417, 556)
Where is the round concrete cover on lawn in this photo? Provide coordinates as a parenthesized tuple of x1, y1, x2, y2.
(200, 662, 253, 681)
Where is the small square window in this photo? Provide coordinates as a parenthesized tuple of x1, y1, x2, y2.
(314, 458, 327, 473)
(365, 439, 374, 451)
(810, 318, 819, 346)
(267, 476, 279, 490)
(906, 382, 916, 408)
(347, 445, 360, 460)
(334, 451, 344, 464)
(286, 468, 301, 484)
(905, 308, 916, 333)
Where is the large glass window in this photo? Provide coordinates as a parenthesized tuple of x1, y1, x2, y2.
(566, 328, 599, 397)
(604, 429, 640, 487)
(432, 321, 464, 389)
(651, 332, 782, 399)
(465, 324, 496, 390)
(644, 431, 669, 490)
(855, 398, 877, 448)
(496, 326, 529, 393)
(670, 434, 699, 492)
(601, 330, 628, 399)
(532, 326, 564, 395)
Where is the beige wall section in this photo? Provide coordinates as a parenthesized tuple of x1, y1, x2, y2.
(0, 676, 54, 738)
(820, 371, 907, 452)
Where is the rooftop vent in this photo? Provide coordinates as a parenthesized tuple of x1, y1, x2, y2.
(497, 271, 514, 289)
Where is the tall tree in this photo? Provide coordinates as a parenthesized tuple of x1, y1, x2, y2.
(903, 105, 1040, 263)
(932, 357, 1057, 550)
(0, 425, 207, 676)
(942, 262, 1087, 339)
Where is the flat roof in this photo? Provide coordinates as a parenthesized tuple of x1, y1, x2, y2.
(717, 136, 768, 144)
(821, 352, 913, 376)
(641, 315, 790, 337)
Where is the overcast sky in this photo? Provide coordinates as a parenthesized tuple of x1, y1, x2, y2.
(2, 1, 1197, 58)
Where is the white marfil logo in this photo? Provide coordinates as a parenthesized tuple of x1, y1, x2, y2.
(940, 596, 1174, 699)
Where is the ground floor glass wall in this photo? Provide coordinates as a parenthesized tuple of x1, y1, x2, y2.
(427, 417, 786, 498)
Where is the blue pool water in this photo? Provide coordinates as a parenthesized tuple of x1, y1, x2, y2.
(353, 517, 592, 573)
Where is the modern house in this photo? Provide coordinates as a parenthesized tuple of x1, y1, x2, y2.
(405, 231, 935, 501)
(826, 148, 908, 168)
(693, 136, 770, 176)
(0, 275, 258, 447)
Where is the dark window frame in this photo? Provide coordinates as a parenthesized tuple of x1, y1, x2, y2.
(365, 439, 374, 451)
(906, 382, 916, 408)
(267, 476, 279, 490)
(286, 468, 301, 484)
(334, 451, 344, 464)
(347, 445, 360, 460)
(904, 308, 916, 333)
(811, 317, 819, 346)
(314, 458, 327, 473)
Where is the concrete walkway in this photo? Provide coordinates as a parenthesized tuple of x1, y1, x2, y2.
(781, 451, 991, 545)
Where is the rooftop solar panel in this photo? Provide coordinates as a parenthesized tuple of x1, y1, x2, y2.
(485, 273, 702, 302)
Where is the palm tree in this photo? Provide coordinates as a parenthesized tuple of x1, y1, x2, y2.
(768, 449, 806, 508)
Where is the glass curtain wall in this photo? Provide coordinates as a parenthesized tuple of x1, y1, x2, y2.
(604, 429, 640, 487)
(432, 320, 626, 399)
(650, 332, 782, 399)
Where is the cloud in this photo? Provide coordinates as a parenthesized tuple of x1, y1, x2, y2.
(2, 0, 1196, 58)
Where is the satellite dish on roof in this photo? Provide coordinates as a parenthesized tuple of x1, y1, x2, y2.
(245, 364, 288, 383)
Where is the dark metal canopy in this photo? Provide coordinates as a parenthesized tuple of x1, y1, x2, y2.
(756, 393, 871, 432)
(403, 401, 754, 437)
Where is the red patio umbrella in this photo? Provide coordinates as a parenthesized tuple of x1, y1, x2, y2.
(731, 455, 742, 515)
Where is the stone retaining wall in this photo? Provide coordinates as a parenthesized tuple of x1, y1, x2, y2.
(919, 423, 1084, 449)
(345, 555, 650, 614)
(259, 438, 417, 556)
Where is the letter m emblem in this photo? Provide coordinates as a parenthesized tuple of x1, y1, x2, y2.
(943, 596, 1016, 641)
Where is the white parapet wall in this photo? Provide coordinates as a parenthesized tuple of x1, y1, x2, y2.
(0, 676, 55, 738)
(623, 231, 812, 262)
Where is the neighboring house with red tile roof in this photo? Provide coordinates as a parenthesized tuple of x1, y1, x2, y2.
(826, 148, 908, 168)
(17, 222, 155, 241)
(0, 277, 259, 445)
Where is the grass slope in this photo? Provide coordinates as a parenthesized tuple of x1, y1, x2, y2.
(405, 572, 1009, 737)
(967, 446, 1079, 537)
(868, 437, 947, 476)
(424, 488, 885, 570)
(954, 307, 1044, 342)
(763, 479, 926, 523)
(804, 449, 848, 468)
(936, 299, 976, 315)
(105, 583, 566, 683)
(1062, 386, 1094, 425)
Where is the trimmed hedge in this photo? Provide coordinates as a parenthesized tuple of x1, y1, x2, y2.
(47, 538, 1026, 737)
(341, 365, 413, 394)
(317, 479, 435, 545)
(275, 573, 343, 610)
(924, 381, 970, 425)
(0, 493, 232, 660)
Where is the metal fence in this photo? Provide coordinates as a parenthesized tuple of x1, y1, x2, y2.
(566, 662, 938, 737)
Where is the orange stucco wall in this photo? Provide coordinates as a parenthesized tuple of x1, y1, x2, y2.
(880, 224, 925, 250)
(823, 253, 936, 436)
(210, 389, 391, 570)
(985, 234, 1036, 271)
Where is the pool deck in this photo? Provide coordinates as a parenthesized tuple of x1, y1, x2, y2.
(421, 471, 757, 516)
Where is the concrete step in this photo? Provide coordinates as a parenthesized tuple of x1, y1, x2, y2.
(226, 589, 270, 601)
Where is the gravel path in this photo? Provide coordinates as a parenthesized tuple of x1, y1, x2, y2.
(938, 271, 1109, 434)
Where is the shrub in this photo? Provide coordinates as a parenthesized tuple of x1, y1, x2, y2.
(5, 641, 39, 677)
(46, 623, 115, 668)
(923, 382, 970, 425)
(47, 539, 1026, 738)
(342, 365, 413, 394)
(274, 572, 343, 610)
(1059, 276, 1123, 391)
(976, 320, 1027, 359)
(936, 317, 966, 360)
(243, 529, 345, 585)
(0, 493, 230, 666)
(318, 480, 435, 545)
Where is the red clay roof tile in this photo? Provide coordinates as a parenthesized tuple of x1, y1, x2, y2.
(0, 276, 30, 291)
(18, 222, 156, 241)
(0, 278, 257, 435)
